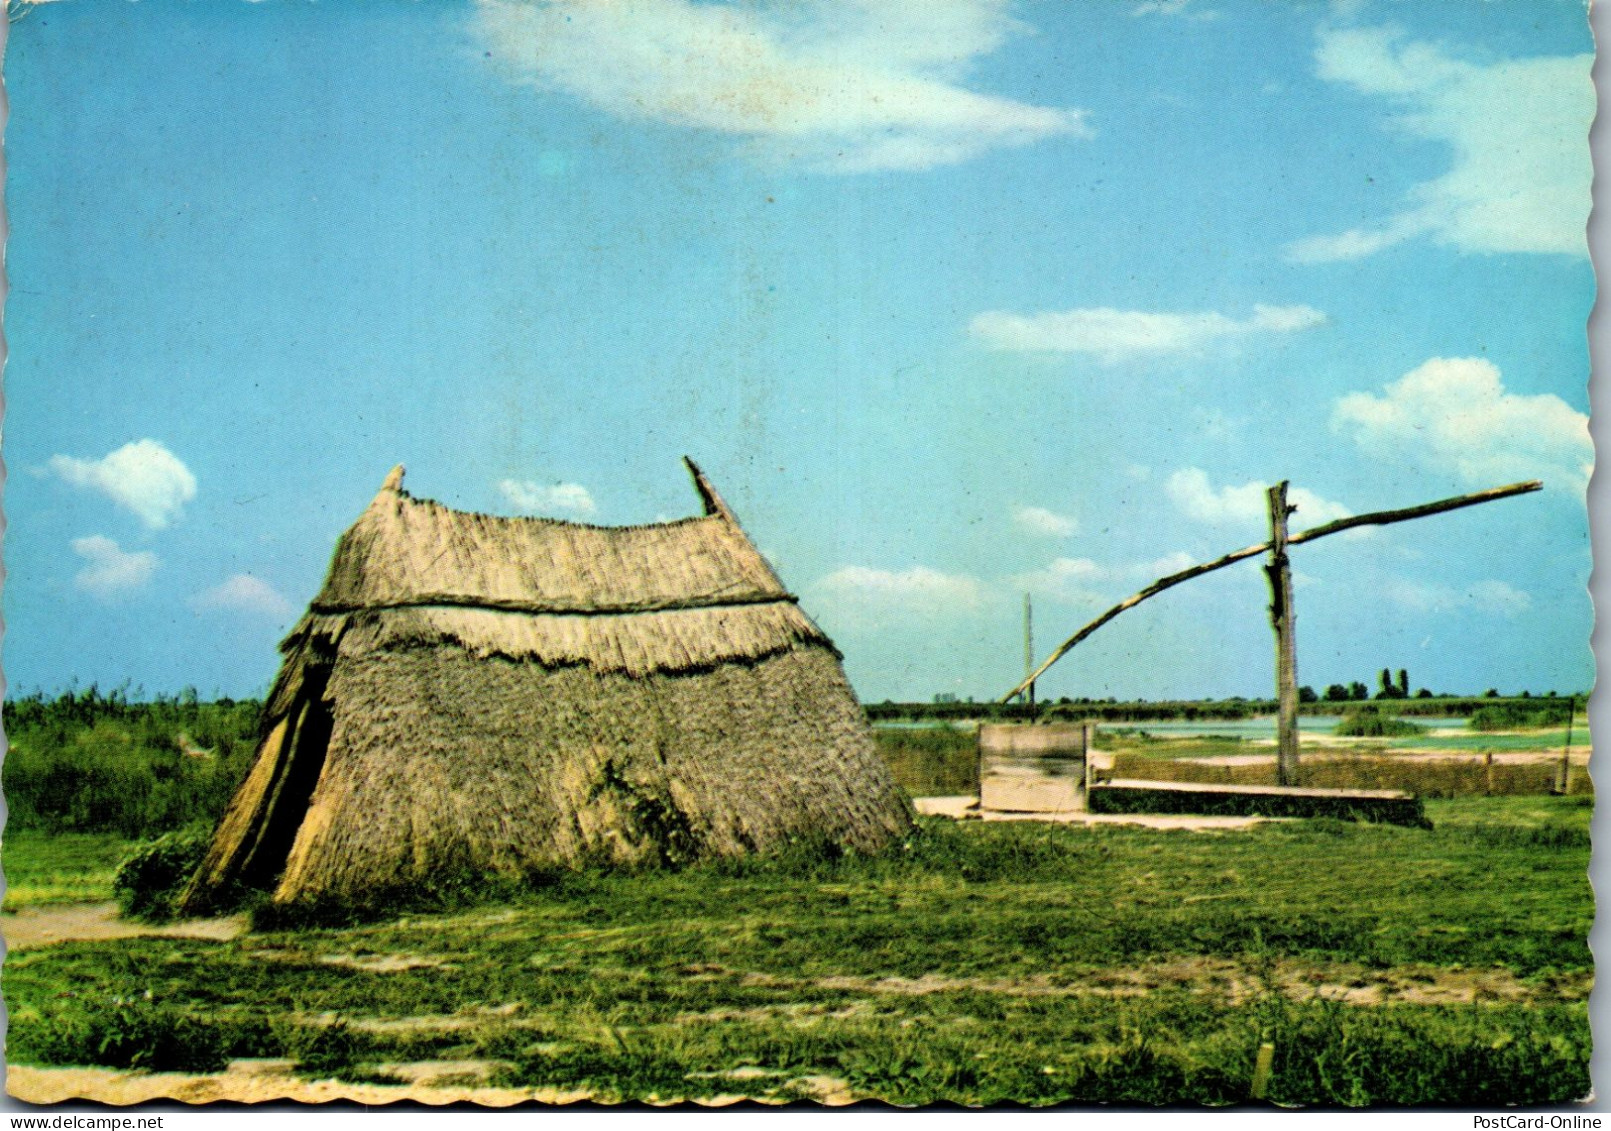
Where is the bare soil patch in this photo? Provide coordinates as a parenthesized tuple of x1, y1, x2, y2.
(6, 1060, 573, 1107)
(8, 1059, 855, 1107)
(2, 902, 245, 951)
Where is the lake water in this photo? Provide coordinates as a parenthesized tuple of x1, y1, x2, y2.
(1101, 716, 1339, 739)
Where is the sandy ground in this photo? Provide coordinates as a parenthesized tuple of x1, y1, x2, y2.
(6, 1059, 852, 1107)
(8, 1061, 557, 1107)
(3, 901, 247, 951)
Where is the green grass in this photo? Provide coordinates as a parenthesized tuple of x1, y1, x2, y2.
(1391, 732, 1581, 752)
(3, 796, 1591, 1104)
(873, 725, 978, 794)
(3, 831, 131, 911)
(1100, 731, 1264, 760)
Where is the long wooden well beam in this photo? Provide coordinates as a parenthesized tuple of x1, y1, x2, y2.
(1000, 479, 1542, 704)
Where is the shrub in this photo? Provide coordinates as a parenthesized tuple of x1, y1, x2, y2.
(1334, 707, 1423, 738)
(113, 827, 212, 921)
(1469, 702, 1574, 731)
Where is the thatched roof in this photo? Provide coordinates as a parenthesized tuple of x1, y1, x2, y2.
(183, 461, 911, 911)
(274, 460, 827, 682)
(314, 461, 789, 616)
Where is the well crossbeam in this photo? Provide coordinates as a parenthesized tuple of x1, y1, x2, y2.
(1000, 479, 1543, 721)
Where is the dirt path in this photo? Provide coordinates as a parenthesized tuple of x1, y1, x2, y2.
(7, 1062, 576, 1106)
(7, 1060, 851, 1107)
(2, 902, 246, 951)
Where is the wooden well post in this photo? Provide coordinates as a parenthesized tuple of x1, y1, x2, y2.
(1266, 482, 1300, 787)
(1000, 479, 1544, 787)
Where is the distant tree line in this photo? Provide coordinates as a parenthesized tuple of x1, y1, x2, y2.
(875, 684, 1580, 723)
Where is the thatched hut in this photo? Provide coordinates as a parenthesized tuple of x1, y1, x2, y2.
(181, 460, 910, 911)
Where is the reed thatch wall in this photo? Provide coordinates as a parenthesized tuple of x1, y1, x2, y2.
(182, 463, 911, 910)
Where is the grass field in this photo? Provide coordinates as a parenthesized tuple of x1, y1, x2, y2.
(3, 796, 1591, 1105)
(3, 832, 129, 911)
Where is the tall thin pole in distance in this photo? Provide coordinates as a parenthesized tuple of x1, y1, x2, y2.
(1266, 482, 1300, 787)
(1023, 592, 1036, 715)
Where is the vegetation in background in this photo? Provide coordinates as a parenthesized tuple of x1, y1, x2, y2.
(4, 687, 260, 838)
(869, 694, 1584, 725)
(3, 798, 1590, 1104)
(872, 726, 977, 795)
(1334, 706, 1423, 738)
(1469, 700, 1576, 732)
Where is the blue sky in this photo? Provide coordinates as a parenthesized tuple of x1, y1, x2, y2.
(3, 0, 1595, 703)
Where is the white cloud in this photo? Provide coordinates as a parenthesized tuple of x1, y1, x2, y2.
(71, 535, 157, 599)
(1165, 468, 1353, 530)
(1332, 358, 1591, 494)
(1014, 551, 1200, 606)
(1136, 551, 1198, 577)
(968, 303, 1324, 362)
(1384, 577, 1532, 617)
(1287, 25, 1592, 261)
(498, 479, 598, 517)
(472, 0, 1087, 173)
(189, 574, 296, 621)
(1013, 505, 1077, 538)
(815, 564, 988, 623)
(48, 440, 197, 529)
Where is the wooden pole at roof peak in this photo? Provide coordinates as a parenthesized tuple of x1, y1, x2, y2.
(1266, 482, 1300, 787)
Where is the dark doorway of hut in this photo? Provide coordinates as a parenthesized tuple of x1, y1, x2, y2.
(220, 668, 337, 894)
(979, 478, 1542, 827)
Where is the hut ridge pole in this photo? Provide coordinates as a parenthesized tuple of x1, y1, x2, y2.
(1266, 482, 1300, 787)
(1000, 479, 1541, 704)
